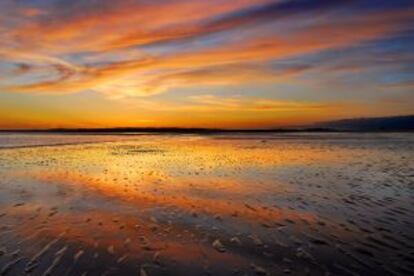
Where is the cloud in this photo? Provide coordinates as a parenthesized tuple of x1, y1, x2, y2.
(0, 0, 413, 99)
(8, 0, 274, 53)
(186, 94, 335, 112)
(384, 80, 414, 89)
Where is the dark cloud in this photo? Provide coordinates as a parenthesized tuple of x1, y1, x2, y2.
(207, 0, 349, 28)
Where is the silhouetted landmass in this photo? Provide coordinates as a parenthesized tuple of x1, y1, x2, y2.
(0, 115, 412, 134)
(313, 115, 414, 131)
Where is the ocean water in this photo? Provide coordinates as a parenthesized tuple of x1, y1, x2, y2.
(0, 133, 138, 148)
(0, 133, 413, 275)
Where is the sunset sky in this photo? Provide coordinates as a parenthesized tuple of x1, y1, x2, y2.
(0, 0, 413, 129)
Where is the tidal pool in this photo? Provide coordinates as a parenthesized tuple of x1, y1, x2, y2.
(0, 133, 413, 275)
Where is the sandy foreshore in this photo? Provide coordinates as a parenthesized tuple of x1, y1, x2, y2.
(0, 133, 413, 275)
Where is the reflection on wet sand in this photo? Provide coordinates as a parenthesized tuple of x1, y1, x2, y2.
(0, 133, 413, 275)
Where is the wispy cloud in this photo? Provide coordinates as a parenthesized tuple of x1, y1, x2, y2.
(0, 0, 413, 128)
(0, 0, 412, 99)
(186, 94, 335, 112)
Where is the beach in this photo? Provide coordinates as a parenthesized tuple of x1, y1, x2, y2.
(0, 133, 413, 275)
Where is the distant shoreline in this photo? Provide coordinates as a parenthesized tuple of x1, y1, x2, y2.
(0, 128, 413, 134)
(1, 115, 412, 134)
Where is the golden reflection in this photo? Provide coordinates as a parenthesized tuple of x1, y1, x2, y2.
(1, 134, 409, 275)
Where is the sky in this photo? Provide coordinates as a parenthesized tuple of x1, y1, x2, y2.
(0, 0, 413, 129)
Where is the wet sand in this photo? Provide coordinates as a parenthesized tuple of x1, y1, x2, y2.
(0, 133, 413, 275)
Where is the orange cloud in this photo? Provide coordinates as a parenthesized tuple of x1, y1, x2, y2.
(3, 6, 412, 98)
(10, 1, 273, 53)
(185, 94, 333, 112)
(0, 1, 413, 129)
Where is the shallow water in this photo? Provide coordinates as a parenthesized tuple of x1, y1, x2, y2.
(0, 133, 413, 275)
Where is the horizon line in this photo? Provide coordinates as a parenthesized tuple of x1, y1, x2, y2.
(0, 114, 412, 133)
